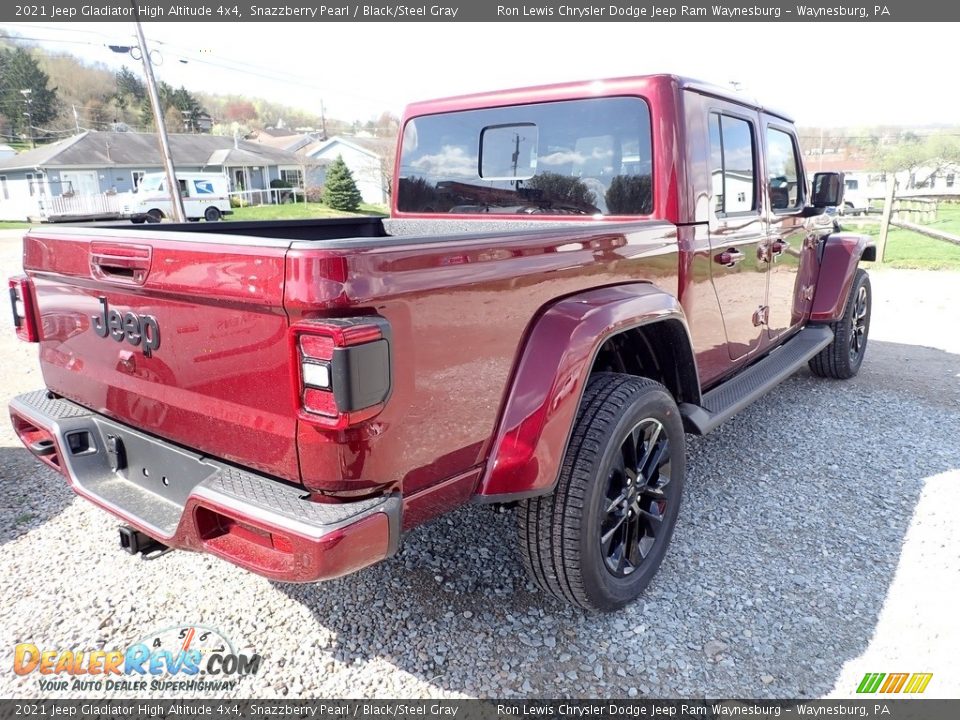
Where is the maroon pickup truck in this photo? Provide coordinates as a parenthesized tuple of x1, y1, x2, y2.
(8, 75, 873, 611)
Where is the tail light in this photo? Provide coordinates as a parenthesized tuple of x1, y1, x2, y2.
(291, 317, 391, 430)
(8, 276, 39, 342)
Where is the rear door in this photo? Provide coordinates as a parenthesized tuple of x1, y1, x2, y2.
(707, 107, 768, 361)
(23, 228, 300, 482)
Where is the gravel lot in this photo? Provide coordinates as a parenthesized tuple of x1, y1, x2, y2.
(0, 228, 957, 699)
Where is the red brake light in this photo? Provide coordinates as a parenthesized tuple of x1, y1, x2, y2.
(8, 276, 39, 342)
(291, 317, 392, 430)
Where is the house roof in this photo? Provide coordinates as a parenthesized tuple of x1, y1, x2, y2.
(804, 155, 874, 173)
(0, 131, 307, 171)
(247, 130, 318, 153)
(305, 135, 394, 160)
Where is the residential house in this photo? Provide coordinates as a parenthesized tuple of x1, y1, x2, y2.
(805, 152, 960, 200)
(303, 135, 394, 206)
(0, 131, 318, 221)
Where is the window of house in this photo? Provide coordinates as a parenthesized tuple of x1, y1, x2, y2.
(947, 174, 956, 188)
(26, 172, 46, 197)
(132, 171, 145, 189)
(0, 176, 8, 201)
(765, 127, 802, 211)
(279, 168, 303, 187)
(709, 112, 757, 215)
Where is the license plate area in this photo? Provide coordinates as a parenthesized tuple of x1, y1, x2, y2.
(83, 419, 218, 508)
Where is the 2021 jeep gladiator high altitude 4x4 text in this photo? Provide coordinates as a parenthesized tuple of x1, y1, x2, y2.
(8, 75, 873, 610)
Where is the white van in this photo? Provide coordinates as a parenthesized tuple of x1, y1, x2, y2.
(123, 172, 232, 223)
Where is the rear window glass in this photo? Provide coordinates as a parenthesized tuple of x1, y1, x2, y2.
(397, 97, 653, 216)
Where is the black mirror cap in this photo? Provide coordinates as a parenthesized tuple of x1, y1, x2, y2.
(811, 171, 845, 209)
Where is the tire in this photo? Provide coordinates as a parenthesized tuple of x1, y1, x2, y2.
(518, 373, 685, 612)
(204, 206, 221, 222)
(809, 268, 871, 379)
(130, 217, 145, 224)
(145, 209, 163, 224)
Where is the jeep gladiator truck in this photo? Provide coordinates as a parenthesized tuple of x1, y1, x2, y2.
(8, 75, 873, 611)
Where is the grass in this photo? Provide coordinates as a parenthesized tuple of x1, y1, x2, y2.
(922, 202, 960, 236)
(227, 202, 387, 222)
(846, 210, 960, 270)
(0, 221, 30, 229)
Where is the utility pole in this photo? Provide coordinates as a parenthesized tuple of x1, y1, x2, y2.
(131, 1, 185, 222)
(20, 89, 34, 149)
(72, 105, 81, 133)
(320, 99, 328, 140)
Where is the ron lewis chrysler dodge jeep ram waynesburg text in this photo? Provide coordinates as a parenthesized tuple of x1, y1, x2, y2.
(8, 75, 873, 610)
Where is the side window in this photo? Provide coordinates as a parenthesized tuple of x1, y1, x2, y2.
(708, 112, 757, 215)
(178, 179, 188, 197)
(766, 127, 802, 211)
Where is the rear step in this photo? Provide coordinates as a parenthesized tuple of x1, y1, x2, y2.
(10, 390, 402, 582)
(680, 325, 834, 435)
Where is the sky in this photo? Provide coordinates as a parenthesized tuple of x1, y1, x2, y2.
(5, 21, 960, 128)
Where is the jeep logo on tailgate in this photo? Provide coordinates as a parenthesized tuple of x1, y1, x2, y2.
(91, 297, 161, 357)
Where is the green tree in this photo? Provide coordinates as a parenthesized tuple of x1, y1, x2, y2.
(114, 66, 145, 104)
(874, 132, 960, 188)
(527, 172, 598, 212)
(323, 155, 362, 211)
(0, 47, 59, 140)
(606, 175, 653, 215)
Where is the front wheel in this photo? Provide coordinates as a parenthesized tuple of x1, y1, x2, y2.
(204, 206, 222, 222)
(809, 268, 871, 379)
(518, 373, 685, 611)
(145, 209, 163, 224)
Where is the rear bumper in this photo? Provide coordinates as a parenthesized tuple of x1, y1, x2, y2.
(8, 390, 401, 582)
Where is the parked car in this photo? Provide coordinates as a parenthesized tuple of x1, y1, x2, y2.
(839, 176, 871, 215)
(122, 172, 232, 223)
(8, 75, 873, 610)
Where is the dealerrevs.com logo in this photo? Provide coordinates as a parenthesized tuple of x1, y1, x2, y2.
(14, 625, 262, 692)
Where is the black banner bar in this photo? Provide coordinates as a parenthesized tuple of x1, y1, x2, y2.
(0, 700, 958, 720)
(4, 0, 960, 23)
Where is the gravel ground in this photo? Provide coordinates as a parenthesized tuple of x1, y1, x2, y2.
(0, 228, 957, 699)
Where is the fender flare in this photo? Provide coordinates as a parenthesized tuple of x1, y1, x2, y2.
(474, 283, 696, 502)
(810, 232, 874, 323)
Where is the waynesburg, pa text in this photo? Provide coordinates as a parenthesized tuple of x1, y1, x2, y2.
(495, 4, 891, 18)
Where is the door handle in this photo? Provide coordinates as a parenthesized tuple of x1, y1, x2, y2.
(715, 249, 745, 268)
(771, 239, 790, 256)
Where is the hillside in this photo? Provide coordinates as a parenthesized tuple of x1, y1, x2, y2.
(0, 31, 394, 146)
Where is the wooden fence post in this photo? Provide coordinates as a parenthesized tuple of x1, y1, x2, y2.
(877, 179, 896, 264)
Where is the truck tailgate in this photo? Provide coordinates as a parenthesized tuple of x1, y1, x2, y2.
(22, 229, 299, 482)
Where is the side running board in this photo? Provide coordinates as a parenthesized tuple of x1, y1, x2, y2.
(680, 325, 834, 435)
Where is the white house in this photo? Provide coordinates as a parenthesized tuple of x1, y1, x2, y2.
(304, 136, 393, 206)
(0, 131, 316, 221)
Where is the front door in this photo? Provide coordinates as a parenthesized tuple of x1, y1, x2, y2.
(761, 121, 821, 342)
(707, 109, 768, 361)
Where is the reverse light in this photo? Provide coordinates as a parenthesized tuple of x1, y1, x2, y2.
(302, 362, 331, 390)
(291, 317, 392, 430)
(8, 276, 39, 342)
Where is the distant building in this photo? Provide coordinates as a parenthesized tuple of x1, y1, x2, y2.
(304, 136, 394, 205)
(0, 131, 319, 221)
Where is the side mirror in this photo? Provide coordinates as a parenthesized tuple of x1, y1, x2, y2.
(810, 172, 845, 209)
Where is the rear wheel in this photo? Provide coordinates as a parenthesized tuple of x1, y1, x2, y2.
(518, 373, 685, 611)
(145, 209, 163, 224)
(204, 206, 221, 222)
(809, 268, 871, 379)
